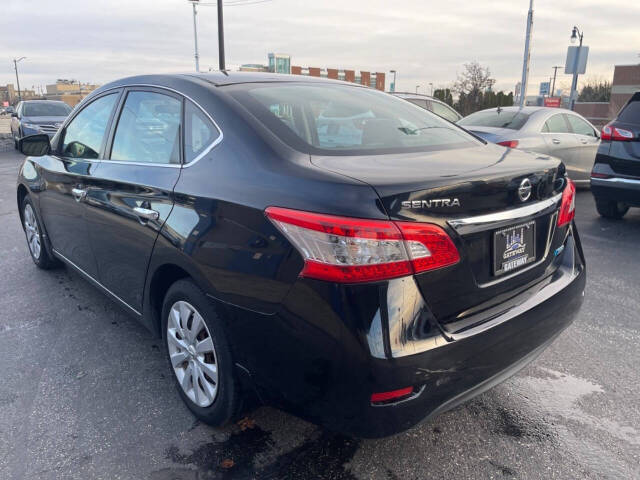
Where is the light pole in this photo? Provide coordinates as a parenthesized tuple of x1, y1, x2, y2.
(569, 26, 584, 110)
(187, 0, 226, 72)
(390, 70, 397, 92)
(519, 0, 534, 108)
(429, 82, 433, 96)
(13, 57, 26, 103)
(415, 85, 420, 94)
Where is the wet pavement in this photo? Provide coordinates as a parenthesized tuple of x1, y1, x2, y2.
(0, 149, 639, 479)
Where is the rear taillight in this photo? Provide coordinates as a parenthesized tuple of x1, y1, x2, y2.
(557, 178, 576, 227)
(590, 172, 611, 179)
(497, 140, 519, 148)
(265, 207, 460, 283)
(602, 123, 634, 141)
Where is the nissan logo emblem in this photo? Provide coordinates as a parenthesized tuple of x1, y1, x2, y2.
(518, 178, 532, 202)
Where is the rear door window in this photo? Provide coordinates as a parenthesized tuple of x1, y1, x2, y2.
(110, 91, 182, 164)
(544, 114, 570, 134)
(62, 93, 119, 159)
(184, 100, 220, 163)
(566, 115, 596, 136)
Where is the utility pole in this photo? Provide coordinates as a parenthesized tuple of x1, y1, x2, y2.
(551, 65, 562, 97)
(415, 85, 420, 94)
(217, 0, 225, 70)
(191, 1, 200, 72)
(519, 0, 534, 108)
(429, 82, 433, 96)
(13, 57, 26, 103)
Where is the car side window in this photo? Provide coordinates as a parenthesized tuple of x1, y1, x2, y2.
(408, 99, 428, 110)
(110, 91, 182, 164)
(184, 100, 219, 163)
(544, 114, 569, 134)
(62, 93, 118, 159)
(566, 115, 595, 137)
(431, 102, 459, 122)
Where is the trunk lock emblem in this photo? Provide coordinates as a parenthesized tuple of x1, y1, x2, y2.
(518, 178, 532, 202)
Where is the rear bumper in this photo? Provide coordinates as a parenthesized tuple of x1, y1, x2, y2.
(591, 176, 640, 206)
(229, 225, 586, 437)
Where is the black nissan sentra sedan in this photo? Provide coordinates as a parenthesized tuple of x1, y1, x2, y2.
(16, 72, 585, 437)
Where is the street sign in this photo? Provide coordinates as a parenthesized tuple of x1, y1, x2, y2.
(544, 97, 562, 108)
(565, 46, 589, 74)
(539, 82, 550, 96)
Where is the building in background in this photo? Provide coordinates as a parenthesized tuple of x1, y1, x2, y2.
(290, 66, 386, 91)
(0, 84, 38, 105)
(268, 53, 291, 74)
(574, 63, 640, 128)
(44, 79, 100, 107)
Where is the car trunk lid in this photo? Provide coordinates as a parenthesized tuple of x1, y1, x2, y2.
(311, 144, 567, 330)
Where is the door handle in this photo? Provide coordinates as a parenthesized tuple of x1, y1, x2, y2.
(580, 139, 588, 144)
(133, 207, 159, 221)
(552, 139, 561, 145)
(71, 187, 87, 202)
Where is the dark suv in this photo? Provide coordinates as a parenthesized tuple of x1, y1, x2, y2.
(591, 92, 640, 218)
(16, 73, 585, 437)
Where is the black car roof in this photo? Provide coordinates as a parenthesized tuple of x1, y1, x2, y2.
(101, 71, 362, 90)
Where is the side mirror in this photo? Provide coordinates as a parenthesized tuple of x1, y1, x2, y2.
(19, 134, 51, 156)
(11, 112, 18, 118)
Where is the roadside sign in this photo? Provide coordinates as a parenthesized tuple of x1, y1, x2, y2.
(544, 97, 562, 108)
(539, 82, 550, 96)
(565, 46, 589, 74)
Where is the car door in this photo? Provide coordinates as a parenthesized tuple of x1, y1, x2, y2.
(10, 102, 22, 139)
(541, 113, 579, 167)
(83, 87, 184, 312)
(37, 91, 122, 278)
(565, 113, 600, 183)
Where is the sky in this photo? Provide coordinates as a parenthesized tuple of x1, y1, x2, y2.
(2, 0, 639, 97)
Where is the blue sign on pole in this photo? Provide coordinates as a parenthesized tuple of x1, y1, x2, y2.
(539, 81, 550, 96)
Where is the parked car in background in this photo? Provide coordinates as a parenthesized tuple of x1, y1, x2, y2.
(11, 100, 72, 148)
(590, 91, 640, 218)
(16, 73, 584, 438)
(391, 92, 463, 122)
(3, 106, 16, 115)
(458, 106, 600, 187)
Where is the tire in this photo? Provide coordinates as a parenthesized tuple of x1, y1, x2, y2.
(161, 279, 242, 426)
(595, 199, 628, 219)
(21, 195, 60, 269)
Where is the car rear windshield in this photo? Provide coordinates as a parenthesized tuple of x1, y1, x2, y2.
(617, 94, 640, 124)
(458, 110, 530, 130)
(230, 84, 479, 155)
(23, 102, 71, 117)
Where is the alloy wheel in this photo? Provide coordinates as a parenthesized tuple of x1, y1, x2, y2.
(23, 204, 41, 260)
(167, 301, 219, 407)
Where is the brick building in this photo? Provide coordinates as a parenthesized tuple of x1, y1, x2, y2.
(290, 66, 385, 91)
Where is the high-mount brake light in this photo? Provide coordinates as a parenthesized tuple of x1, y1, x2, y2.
(265, 207, 460, 283)
(557, 178, 576, 227)
(601, 123, 635, 141)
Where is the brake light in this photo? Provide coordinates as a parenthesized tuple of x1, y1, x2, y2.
(497, 140, 519, 148)
(590, 172, 611, 179)
(265, 207, 460, 283)
(557, 178, 576, 227)
(602, 123, 634, 141)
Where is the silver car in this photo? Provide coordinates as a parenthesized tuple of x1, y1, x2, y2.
(391, 92, 463, 123)
(458, 106, 600, 186)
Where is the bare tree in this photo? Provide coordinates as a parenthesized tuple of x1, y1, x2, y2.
(453, 62, 496, 115)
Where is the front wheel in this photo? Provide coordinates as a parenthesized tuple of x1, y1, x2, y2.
(21, 196, 60, 269)
(161, 279, 242, 426)
(595, 199, 628, 219)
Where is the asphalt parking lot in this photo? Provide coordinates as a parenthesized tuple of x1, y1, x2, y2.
(0, 149, 639, 480)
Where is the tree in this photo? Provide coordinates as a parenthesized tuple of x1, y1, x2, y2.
(578, 80, 611, 102)
(452, 62, 496, 115)
(433, 88, 454, 106)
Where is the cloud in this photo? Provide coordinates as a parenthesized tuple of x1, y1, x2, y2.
(1, 0, 638, 95)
